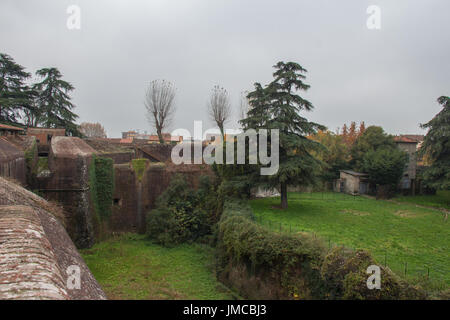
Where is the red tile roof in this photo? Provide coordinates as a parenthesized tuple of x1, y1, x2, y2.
(394, 136, 418, 143)
(119, 138, 133, 144)
(0, 124, 24, 131)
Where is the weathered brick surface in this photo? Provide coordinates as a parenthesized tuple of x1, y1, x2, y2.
(0, 206, 68, 300)
(0, 137, 26, 185)
(0, 176, 107, 300)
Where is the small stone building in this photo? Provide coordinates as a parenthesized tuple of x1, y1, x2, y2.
(335, 170, 369, 195)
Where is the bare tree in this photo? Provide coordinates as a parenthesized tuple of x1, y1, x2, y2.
(145, 80, 176, 144)
(208, 85, 231, 137)
(79, 122, 107, 138)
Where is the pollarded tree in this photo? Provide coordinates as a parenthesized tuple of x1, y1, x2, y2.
(208, 85, 231, 137)
(145, 80, 176, 144)
(0, 53, 34, 123)
(33, 68, 80, 136)
(419, 96, 450, 190)
(241, 61, 325, 209)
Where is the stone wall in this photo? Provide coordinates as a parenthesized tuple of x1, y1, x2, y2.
(101, 152, 134, 164)
(110, 162, 213, 234)
(42, 137, 98, 249)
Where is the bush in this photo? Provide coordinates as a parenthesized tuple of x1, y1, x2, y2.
(216, 198, 326, 299)
(321, 247, 408, 299)
(146, 175, 213, 246)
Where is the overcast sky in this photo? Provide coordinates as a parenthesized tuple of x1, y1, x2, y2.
(1, 0, 449, 138)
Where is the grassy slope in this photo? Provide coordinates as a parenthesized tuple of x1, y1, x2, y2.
(81, 234, 235, 300)
(393, 190, 450, 210)
(250, 192, 449, 287)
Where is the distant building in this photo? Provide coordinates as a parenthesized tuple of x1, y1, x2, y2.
(122, 130, 151, 140)
(148, 134, 182, 144)
(122, 130, 182, 144)
(394, 135, 422, 193)
(27, 128, 66, 146)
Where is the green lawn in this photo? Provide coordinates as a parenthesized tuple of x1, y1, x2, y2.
(250, 192, 449, 288)
(81, 234, 236, 300)
(393, 190, 450, 210)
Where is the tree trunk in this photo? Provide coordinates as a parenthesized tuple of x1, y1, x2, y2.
(157, 127, 164, 144)
(280, 182, 288, 209)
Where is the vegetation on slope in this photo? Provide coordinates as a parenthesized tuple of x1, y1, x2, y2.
(217, 197, 425, 299)
(250, 192, 450, 290)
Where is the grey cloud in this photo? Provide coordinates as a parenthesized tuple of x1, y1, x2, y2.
(1, 0, 448, 137)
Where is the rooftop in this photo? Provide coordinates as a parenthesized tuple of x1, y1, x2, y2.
(340, 170, 368, 177)
(51, 136, 97, 158)
(394, 136, 419, 144)
(0, 123, 24, 131)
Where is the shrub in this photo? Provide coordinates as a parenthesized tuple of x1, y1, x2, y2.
(321, 247, 406, 299)
(146, 175, 212, 246)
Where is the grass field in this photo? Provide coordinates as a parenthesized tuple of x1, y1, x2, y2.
(250, 192, 449, 288)
(393, 190, 450, 210)
(80, 234, 236, 300)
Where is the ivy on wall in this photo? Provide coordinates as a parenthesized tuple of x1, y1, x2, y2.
(89, 155, 115, 221)
(24, 138, 38, 184)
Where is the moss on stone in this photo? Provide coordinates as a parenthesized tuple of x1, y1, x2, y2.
(131, 159, 149, 182)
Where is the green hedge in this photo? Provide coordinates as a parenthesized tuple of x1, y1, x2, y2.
(216, 197, 427, 300)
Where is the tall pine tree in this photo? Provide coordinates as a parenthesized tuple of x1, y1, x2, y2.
(33, 68, 80, 136)
(241, 61, 325, 209)
(0, 53, 34, 124)
(419, 96, 450, 190)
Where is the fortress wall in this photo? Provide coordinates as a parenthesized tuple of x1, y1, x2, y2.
(43, 137, 98, 249)
(110, 164, 139, 232)
(0, 177, 106, 300)
(110, 163, 213, 234)
(100, 152, 134, 164)
(0, 138, 26, 185)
